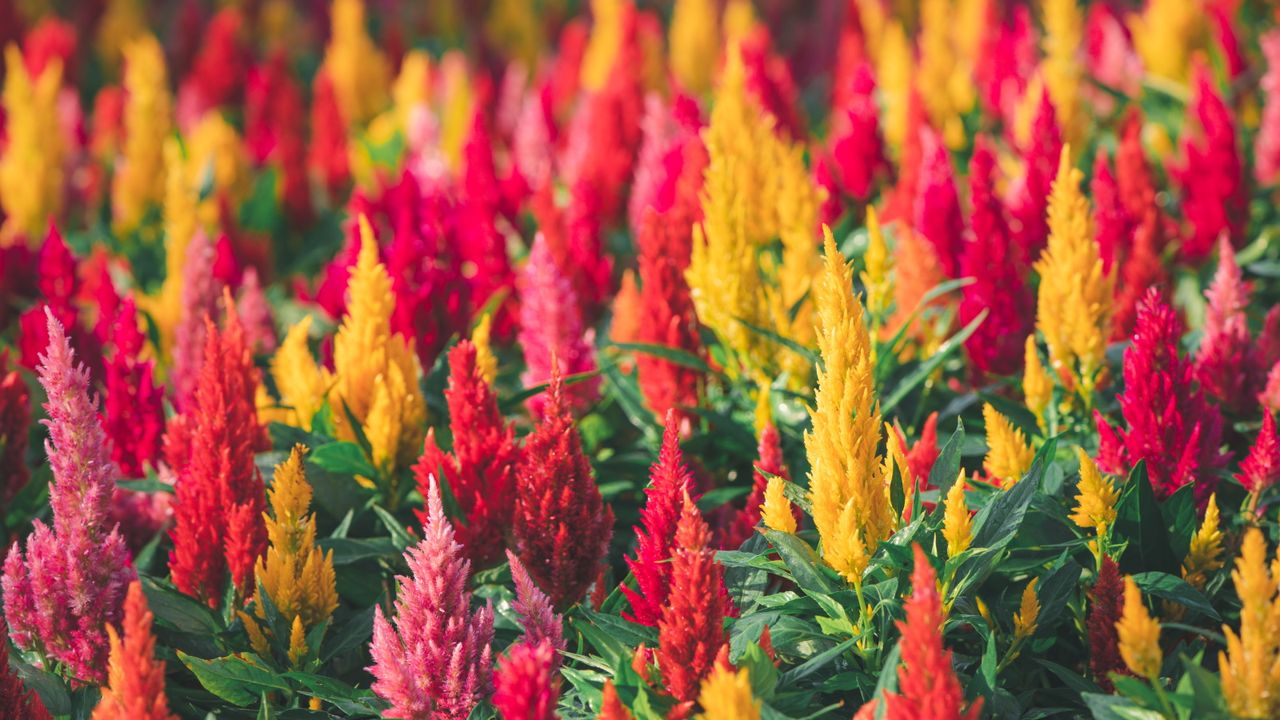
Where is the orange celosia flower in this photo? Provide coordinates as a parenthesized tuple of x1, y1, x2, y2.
(92, 581, 176, 720)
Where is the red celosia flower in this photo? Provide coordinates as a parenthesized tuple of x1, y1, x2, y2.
(628, 93, 702, 238)
(458, 118, 519, 339)
(0, 242, 37, 330)
(170, 230, 220, 410)
(1115, 112, 1157, 223)
(657, 493, 728, 704)
(881, 546, 982, 720)
(914, 128, 964, 277)
(1110, 210, 1169, 341)
(1257, 30, 1280, 186)
(92, 580, 176, 720)
(1175, 61, 1247, 262)
(624, 412, 696, 626)
(598, 680, 632, 720)
(1208, 2, 1246, 84)
(0, 352, 30, 509)
(635, 204, 703, 424)
(414, 340, 520, 567)
(960, 136, 1032, 378)
(1084, 4, 1142, 108)
(22, 16, 76, 79)
(899, 412, 941, 488)
(740, 25, 804, 140)
(884, 88, 924, 226)
(1096, 289, 1228, 501)
(308, 70, 351, 201)
(1238, 412, 1280, 494)
(512, 369, 613, 610)
(187, 8, 248, 111)
(245, 52, 311, 225)
(974, 4, 1037, 124)
(103, 296, 164, 479)
(827, 61, 890, 207)
(1092, 148, 1128, 275)
(493, 639, 560, 720)
(166, 308, 268, 607)
(0, 613, 50, 720)
(1087, 556, 1126, 692)
(18, 226, 102, 382)
(1196, 236, 1265, 415)
(1008, 85, 1062, 266)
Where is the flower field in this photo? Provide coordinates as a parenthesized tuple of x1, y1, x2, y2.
(4, 0, 1280, 717)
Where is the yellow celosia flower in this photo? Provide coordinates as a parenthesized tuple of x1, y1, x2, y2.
(0, 46, 63, 243)
(112, 34, 171, 235)
(96, 0, 146, 68)
(1014, 579, 1040, 639)
(471, 314, 497, 386)
(982, 404, 1034, 487)
(753, 374, 772, 435)
(1117, 576, 1162, 679)
(331, 217, 426, 477)
(240, 609, 271, 657)
(437, 51, 474, 173)
(721, 0, 756, 46)
(918, 0, 973, 149)
(1011, 73, 1047, 151)
(1129, 0, 1205, 83)
(186, 114, 250, 228)
(580, 0, 625, 91)
(697, 666, 760, 720)
(392, 51, 430, 132)
(1182, 494, 1223, 591)
(761, 475, 796, 535)
(141, 139, 197, 363)
(259, 0, 301, 53)
(1034, 147, 1113, 403)
(323, 0, 391, 126)
(268, 316, 334, 430)
(1070, 448, 1117, 535)
(1219, 528, 1280, 718)
(287, 616, 309, 668)
(485, 0, 542, 70)
(875, 20, 914, 151)
(767, 138, 821, 384)
(1023, 336, 1052, 430)
(1039, 0, 1084, 146)
(943, 478, 971, 558)
(806, 227, 889, 586)
(669, 0, 718, 95)
(860, 207, 893, 325)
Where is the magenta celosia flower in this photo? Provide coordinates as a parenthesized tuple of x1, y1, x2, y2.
(235, 268, 275, 354)
(827, 61, 889, 206)
(913, 128, 964, 277)
(368, 478, 494, 720)
(1256, 31, 1280, 185)
(169, 229, 219, 410)
(1175, 61, 1247, 263)
(3, 311, 135, 684)
(628, 93, 701, 238)
(1195, 236, 1265, 415)
(1083, 4, 1142, 110)
(518, 233, 600, 418)
(740, 25, 804, 140)
(1096, 289, 1228, 501)
(1007, 85, 1061, 266)
(974, 4, 1037, 124)
(507, 550, 564, 664)
(1238, 412, 1280, 496)
(492, 639, 560, 720)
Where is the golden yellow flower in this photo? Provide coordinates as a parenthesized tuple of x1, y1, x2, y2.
(323, 0, 391, 126)
(96, 0, 146, 68)
(697, 665, 760, 720)
(437, 51, 474, 174)
(471, 314, 498, 386)
(875, 20, 914, 151)
(0, 45, 63, 243)
(1219, 528, 1280, 718)
(761, 475, 796, 535)
(1069, 448, 1117, 535)
(1023, 335, 1052, 429)
(982, 404, 1034, 487)
(392, 51, 430, 132)
(1129, 0, 1205, 83)
(1117, 576, 1162, 679)
(768, 137, 821, 384)
(268, 316, 334, 430)
(860, 207, 893, 321)
(721, 0, 756, 46)
(1014, 579, 1040, 640)
(943, 478, 972, 558)
(113, 34, 171, 234)
(806, 226, 889, 585)
(287, 616, 309, 668)
(1034, 147, 1113, 402)
(139, 139, 196, 362)
(1182, 494, 1224, 591)
(580, 0, 625, 91)
(669, 0, 718, 95)
(918, 0, 973, 148)
(1039, 0, 1084, 146)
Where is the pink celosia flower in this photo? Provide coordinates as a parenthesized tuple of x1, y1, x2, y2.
(235, 268, 275, 354)
(1083, 4, 1142, 110)
(3, 311, 135, 684)
(169, 230, 219, 410)
(1196, 236, 1265, 415)
(518, 233, 600, 417)
(492, 639, 560, 720)
(974, 4, 1037, 124)
(1175, 61, 1247, 263)
(1238, 412, 1280, 495)
(368, 478, 494, 720)
(506, 550, 564, 662)
(628, 93, 701, 238)
(1256, 31, 1280, 185)
(1096, 289, 1228, 501)
(827, 62, 889, 206)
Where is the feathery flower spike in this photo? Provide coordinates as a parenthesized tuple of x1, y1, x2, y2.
(982, 404, 1034, 487)
(507, 550, 565, 659)
(1182, 495, 1223, 591)
(92, 581, 176, 720)
(1218, 528, 1280, 717)
(657, 493, 728, 703)
(1239, 413, 1280, 497)
(943, 479, 971, 558)
(697, 665, 759, 720)
(1087, 556, 1126, 692)
(1116, 576, 1161, 679)
(1070, 448, 1117, 536)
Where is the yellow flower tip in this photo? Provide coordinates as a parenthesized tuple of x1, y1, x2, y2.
(761, 475, 796, 535)
(943, 478, 972, 558)
(1014, 579, 1040, 640)
(1023, 335, 1052, 427)
(697, 665, 760, 720)
(753, 374, 773, 434)
(239, 612, 271, 658)
(1117, 576, 1162, 679)
(1220, 527, 1280, 717)
(287, 615, 309, 667)
(471, 313, 497, 386)
(1182, 494, 1223, 589)
(1070, 447, 1117, 536)
(981, 404, 1034, 487)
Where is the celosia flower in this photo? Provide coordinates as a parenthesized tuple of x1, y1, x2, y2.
(1256, 30, 1280, 186)
(0, 45, 63, 242)
(3, 311, 134, 683)
(900, 412, 941, 488)
(92, 581, 175, 720)
(668, 0, 717, 94)
(598, 680, 632, 720)
(185, 8, 247, 112)
(0, 352, 30, 507)
(943, 480, 971, 558)
(111, 34, 170, 234)
(1034, 147, 1113, 401)
(266, 316, 333, 431)
(1218, 528, 1280, 718)
(166, 308, 268, 607)
(102, 295, 164, 479)
(825, 62, 889, 205)
(168, 229, 219, 410)
(808, 226, 889, 586)
(913, 125, 964, 278)
(961, 135, 1033, 377)
(723, 409, 792, 547)
(860, 206, 892, 321)
(308, 70, 351, 199)
(1130, 0, 1200, 82)
(624, 412, 696, 626)
(628, 94, 700, 238)
(1023, 337, 1053, 429)
(769, 134, 821, 384)
(1087, 556, 1126, 691)
(1014, 579, 1040, 640)
(414, 340, 520, 567)
(236, 268, 275, 354)
(1182, 494, 1223, 590)
(139, 139, 197, 361)
(1008, 85, 1062, 266)
(507, 550, 564, 659)
(512, 369, 614, 609)
(698, 665, 759, 720)
(1239, 413, 1280, 498)
(658, 494, 728, 703)
(1096, 289, 1228, 500)
(1039, 0, 1083, 146)
(1196, 236, 1265, 415)
(1175, 62, 1247, 263)
(322, 0, 390, 126)
(22, 17, 76, 79)
(884, 223, 945, 351)
(1116, 576, 1161, 679)
(916, 0, 972, 149)
(493, 639, 560, 720)
(761, 475, 796, 535)
(17, 227, 104, 383)
(368, 478, 495, 720)
(518, 232, 600, 417)
(974, 4, 1037, 124)
(881, 546, 982, 720)
(1070, 448, 1117, 536)
(982, 404, 1034, 487)
(245, 52, 311, 224)
(1110, 210, 1169, 342)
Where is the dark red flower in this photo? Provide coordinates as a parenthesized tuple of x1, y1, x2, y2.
(1087, 556, 1127, 692)
(102, 296, 165, 479)
(187, 8, 248, 110)
(657, 493, 728, 703)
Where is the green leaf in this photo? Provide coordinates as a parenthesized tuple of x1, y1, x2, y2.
(779, 638, 856, 685)
(309, 442, 377, 479)
(1161, 484, 1197, 563)
(140, 575, 221, 634)
(116, 478, 176, 494)
(611, 341, 716, 375)
(178, 652, 290, 706)
(10, 655, 71, 715)
(763, 530, 838, 595)
(322, 606, 376, 662)
(1132, 571, 1221, 621)
(1113, 461, 1179, 576)
(970, 439, 1052, 551)
(317, 536, 402, 565)
(928, 419, 965, 495)
(869, 642, 900, 720)
(370, 505, 415, 550)
(501, 364, 611, 413)
(734, 317, 820, 363)
(881, 309, 987, 415)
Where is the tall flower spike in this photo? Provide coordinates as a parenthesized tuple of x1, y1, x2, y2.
(1182, 495, 1223, 591)
(1116, 577, 1161, 679)
(1087, 556, 1126, 692)
(598, 680, 633, 720)
(267, 316, 333, 431)
(322, 0, 390, 126)
(1176, 62, 1246, 263)
(807, 226, 888, 585)
(92, 581, 176, 720)
(3, 311, 134, 683)
(943, 479, 971, 558)
(881, 546, 982, 720)
(168, 229, 218, 410)
(0, 45, 63, 241)
(913, 127, 964, 277)
(1218, 528, 1280, 717)
(414, 340, 520, 566)
(1034, 146, 1113, 401)
(698, 666, 760, 720)
(368, 478, 495, 720)
(1070, 448, 1117, 535)
(512, 368, 614, 610)
(493, 639, 560, 720)
(112, 34, 170, 234)
(1239, 413, 1280, 497)
(982, 404, 1034, 487)
(624, 411, 695, 626)
(1257, 30, 1280, 186)
(507, 550, 564, 659)
(1023, 336, 1052, 428)
(1196, 236, 1264, 415)
(102, 296, 165, 479)
(725, 414, 794, 547)
(657, 493, 728, 704)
